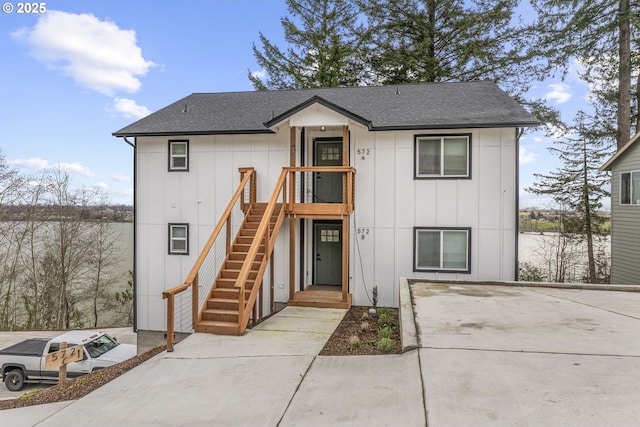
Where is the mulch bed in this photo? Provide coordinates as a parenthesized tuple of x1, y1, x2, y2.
(0, 346, 164, 410)
(320, 306, 401, 355)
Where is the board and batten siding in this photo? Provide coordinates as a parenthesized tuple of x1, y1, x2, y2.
(349, 126, 517, 308)
(135, 125, 518, 331)
(610, 141, 640, 285)
(135, 133, 291, 332)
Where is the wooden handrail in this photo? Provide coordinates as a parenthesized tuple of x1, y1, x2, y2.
(162, 168, 255, 351)
(236, 169, 288, 332)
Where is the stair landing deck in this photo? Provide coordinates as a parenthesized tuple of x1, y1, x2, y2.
(288, 287, 352, 310)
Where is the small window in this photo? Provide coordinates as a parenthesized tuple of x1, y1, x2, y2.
(414, 227, 470, 273)
(620, 171, 640, 205)
(168, 140, 189, 171)
(415, 134, 471, 179)
(168, 223, 189, 255)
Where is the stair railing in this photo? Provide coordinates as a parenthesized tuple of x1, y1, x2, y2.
(236, 169, 287, 333)
(162, 167, 256, 351)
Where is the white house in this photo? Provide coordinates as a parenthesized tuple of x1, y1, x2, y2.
(113, 81, 539, 340)
(601, 131, 640, 285)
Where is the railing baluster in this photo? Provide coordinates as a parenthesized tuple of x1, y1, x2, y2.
(163, 168, 255, 349)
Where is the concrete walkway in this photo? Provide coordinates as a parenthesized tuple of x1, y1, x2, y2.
(3, 282, 640, 426)
(1, 306, 426, 427)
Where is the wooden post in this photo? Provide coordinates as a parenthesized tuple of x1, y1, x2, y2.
(192, 273, 198, 329)
(289, 217, 296, 301)
(289, 126, 297, 301)
(290, 127, 297, 167)
(342, 215, 349, 303)
(59, 341, 67, 384)
(270, 252, 275, 313)
(166, 295, 175, 352)
(226, 216, 231, 254)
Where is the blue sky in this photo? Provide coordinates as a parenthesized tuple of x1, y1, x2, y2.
(0, 1, 593, 207)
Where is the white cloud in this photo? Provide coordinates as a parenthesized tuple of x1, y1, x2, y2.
(109, 98, 152, 120)
(9, 157, 94, 178)
(12, 11, 154, 95)
(112, 174, 131, 183)
(96, 182, 109, 190)
(54, 162, 95, 178)
(251, 70, 266, 80)
(545, 83, 572, 104)
(9, 157, 49, 169)
(519, 146, 538, 165)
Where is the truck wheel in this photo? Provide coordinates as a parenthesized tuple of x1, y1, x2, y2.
(4, 369, 25, 391)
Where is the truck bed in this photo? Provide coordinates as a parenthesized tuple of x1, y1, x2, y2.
(0, 338, 49, 357)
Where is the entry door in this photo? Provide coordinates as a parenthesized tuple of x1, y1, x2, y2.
(313, 139, 343, 203)
(314, 221, 342, 285)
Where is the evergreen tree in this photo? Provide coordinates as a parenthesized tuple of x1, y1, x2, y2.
(527, 112, 614, 283)
(356, 0, 527, 87)
(528, 0, 639, 148)
(249, 0, 364, 89)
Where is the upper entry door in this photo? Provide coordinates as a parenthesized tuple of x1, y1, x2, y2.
(313, 139, 343, 203)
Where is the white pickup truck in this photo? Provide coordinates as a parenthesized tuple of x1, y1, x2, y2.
(0, 330, 136, 391)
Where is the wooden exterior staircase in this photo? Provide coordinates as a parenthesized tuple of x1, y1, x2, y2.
(196, 203, 283, 335)
(162, 165, 354, 351)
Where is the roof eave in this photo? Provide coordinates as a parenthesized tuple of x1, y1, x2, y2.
(112, 129, 276, 138)
(263, 95, 372, 129)
(370, 120, 540, 131)
(600, 131, 640, 171)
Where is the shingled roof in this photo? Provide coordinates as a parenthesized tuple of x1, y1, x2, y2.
(113, 80, 539, 137)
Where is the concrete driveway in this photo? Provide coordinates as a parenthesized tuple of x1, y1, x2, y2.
(2, 282, 640, 426)
(410, 282, 640, 426)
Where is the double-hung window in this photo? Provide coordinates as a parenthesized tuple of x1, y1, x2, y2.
(168, 140, 189, 171)
(415, 134, 471, 178)
(414, 227, 470, 273)
(620, 171, 640, 205)
(168, 224, 189, 255)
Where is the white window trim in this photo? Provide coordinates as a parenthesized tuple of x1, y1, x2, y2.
(620, 171, 640, 205)
(168, 223, 189, 255)
(414, 134, 471, 179)
(168, 140, 189, 171)
(413, 227, 471, 273)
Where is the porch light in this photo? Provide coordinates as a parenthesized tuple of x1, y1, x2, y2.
(320, 126, 326, 132)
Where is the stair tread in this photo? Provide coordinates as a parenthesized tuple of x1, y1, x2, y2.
(203, 308, 237, 314)
(197, 320, 238, 326)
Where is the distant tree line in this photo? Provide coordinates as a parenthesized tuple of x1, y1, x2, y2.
(0, 151, 132, 330)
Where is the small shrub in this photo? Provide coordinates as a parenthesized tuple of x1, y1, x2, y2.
(348, 335, 361, 350)
(360, 321, 370, 332)
(16, 390, 40, 402)
(377, 310, 393, 326)
(378, 326, 392, 339)
(519, 261, 546, 282)
(372, 286, 378, 309)
(377, 337, 395, 353)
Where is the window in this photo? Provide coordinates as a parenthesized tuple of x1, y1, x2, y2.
(414, 227, 470, 273)
(415, 134, 471, 178)
(620, 171, 640, 205)
(168, 224, 189, 254)
(168, 140, 189, 171)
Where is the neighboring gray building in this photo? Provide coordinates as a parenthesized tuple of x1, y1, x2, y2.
(601, 131, 640, 285)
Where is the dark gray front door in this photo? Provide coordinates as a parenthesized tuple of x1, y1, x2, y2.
(313, 140, 343, 203)
(314, 221, 342, 285)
